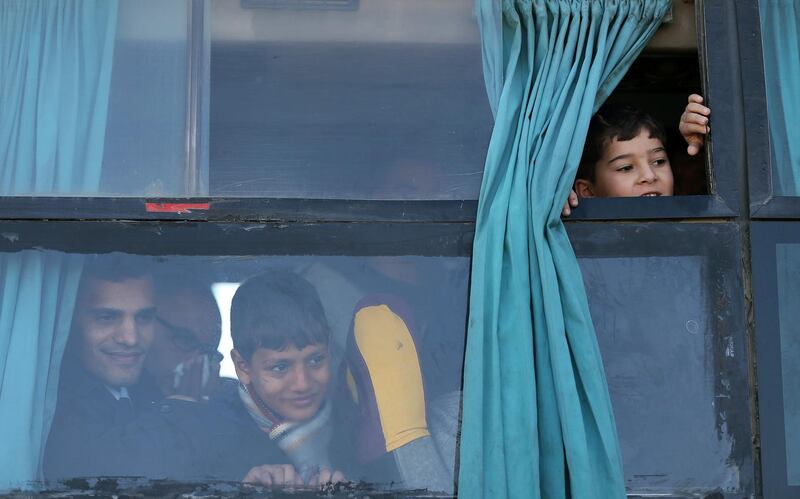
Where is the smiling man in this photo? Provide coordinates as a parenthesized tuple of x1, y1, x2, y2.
(44, 256, 161, 480)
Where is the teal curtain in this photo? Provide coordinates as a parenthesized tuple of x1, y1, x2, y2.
(0, 0, 118, 195)
(759, 0, 800, 196)
(460, 1, 670, 497)
(0, 0, 117, 490)
(0, 252, 84, 490)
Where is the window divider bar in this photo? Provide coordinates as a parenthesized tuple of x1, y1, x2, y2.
(184, 0, 206, 196)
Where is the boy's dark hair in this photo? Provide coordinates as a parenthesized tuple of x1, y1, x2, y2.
(231, 270, 330, 361)
(576, 105, 667, 183)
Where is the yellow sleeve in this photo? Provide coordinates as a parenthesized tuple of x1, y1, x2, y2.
(353, 304, 430, 452)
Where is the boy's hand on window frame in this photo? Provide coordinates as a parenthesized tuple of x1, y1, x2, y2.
(562, 189, 579, 217)
(242, 464, 304, 487)
(680, 94, 711, 156)
(307, 468, 346, 487)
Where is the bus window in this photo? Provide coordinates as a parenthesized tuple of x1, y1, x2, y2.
(1, 0, 492, 199)
(753, 225, 800, 497)
(209, 0, 492, 199)
(0, 0, 194, 197)
(581, 255, 729, 488)
(775, 244, 800, 484)
(570, 221, 751, 494)
(570, 2, 710, 205)
(3, 249, 468, 493)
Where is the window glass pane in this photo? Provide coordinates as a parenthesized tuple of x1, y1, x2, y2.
(777, 243, 800, 484)
(2, 250, 466, 493)
(580, 255, 739, 492)
(760, 1, 800, 196)
(102, 0, 198, 196)
(0, 0, 197, 197)
(209, 0, 492, 199)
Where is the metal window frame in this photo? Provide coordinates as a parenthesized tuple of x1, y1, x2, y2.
(0, 219, 474, 257)
(0, 198, 478, 224)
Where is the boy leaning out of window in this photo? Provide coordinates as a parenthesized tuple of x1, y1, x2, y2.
(562, 94, 711, 215)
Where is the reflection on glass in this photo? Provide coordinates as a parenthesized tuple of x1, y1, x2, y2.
(0, 251, 467, 493)
(579, 256, 738, 491)
(209, 0, 492, 199)
(777, 244, 800, 484)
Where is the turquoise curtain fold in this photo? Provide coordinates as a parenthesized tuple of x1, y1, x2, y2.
(0, 0, 116, 490)
(460, 1, 670, 497)
(0, 0, 118, 195)
(759, 0, 800, 196)
(0, 252, 84, 490)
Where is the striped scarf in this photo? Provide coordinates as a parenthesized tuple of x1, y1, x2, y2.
(238, 383, 334, 481)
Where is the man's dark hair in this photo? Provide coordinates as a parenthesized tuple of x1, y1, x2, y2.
(576, 105, 667, 182)
(231, 270, 330, 361)
(81, 254, 152, 283)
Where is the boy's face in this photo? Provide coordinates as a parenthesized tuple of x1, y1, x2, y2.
(234, 343, 331, 422)
(576, 130, 674, 198)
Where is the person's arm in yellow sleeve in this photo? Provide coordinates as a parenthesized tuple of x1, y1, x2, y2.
(348, 302, 453, 493)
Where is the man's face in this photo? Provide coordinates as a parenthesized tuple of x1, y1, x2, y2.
(577, 130, 674, 198)
(73, 276, 156, 388)
(234, 343, 331, 422)
(145, 288, 222, 388)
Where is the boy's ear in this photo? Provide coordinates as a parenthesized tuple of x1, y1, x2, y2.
(231, 349, 252, 385)
(574, 179, 597, 198)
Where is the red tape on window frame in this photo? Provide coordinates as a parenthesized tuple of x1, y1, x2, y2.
(145, 202, 211, 214)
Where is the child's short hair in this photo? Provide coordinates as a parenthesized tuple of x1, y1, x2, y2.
(231, 270, 330, 361)
(577, 105, 668, 183)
